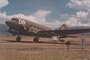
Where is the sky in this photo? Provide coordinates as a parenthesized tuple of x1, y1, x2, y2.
(0, 0, 90, 28)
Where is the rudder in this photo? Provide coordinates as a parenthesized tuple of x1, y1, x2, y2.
(59, 24, 67, 30)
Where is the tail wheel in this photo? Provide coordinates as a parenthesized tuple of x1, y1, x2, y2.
(58, 36, 65, 42)
(33, 37, 39, 43)
(59, 37, 65, 42)
(16, 36, 21, 42)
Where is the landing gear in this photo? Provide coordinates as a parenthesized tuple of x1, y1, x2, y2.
(59, 39, 65, 42)
(8, 27, 12, 32)
(33, 37, 39, 43)
(58, 37, 65, 42)
(16, 36, 21, 42)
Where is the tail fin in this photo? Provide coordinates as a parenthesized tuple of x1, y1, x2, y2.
(59, 24, 68, 30)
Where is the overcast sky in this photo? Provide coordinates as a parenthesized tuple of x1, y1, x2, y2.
(0, 0, 90, 28)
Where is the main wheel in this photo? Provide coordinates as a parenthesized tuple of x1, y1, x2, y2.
(33, 37, 39, 43)
(16, 36, 21, 42)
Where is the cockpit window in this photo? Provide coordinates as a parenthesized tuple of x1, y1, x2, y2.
(11, 18, 18, 21)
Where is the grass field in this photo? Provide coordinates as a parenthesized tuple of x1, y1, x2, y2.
(0, 36, 90, 60)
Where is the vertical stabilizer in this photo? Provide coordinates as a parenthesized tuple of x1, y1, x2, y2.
(59, 24, 67, 30)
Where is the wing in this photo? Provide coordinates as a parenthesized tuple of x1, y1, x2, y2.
(37, 29, 90, 37)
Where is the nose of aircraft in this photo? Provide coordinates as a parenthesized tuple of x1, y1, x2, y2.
(5, 20, 12, 25)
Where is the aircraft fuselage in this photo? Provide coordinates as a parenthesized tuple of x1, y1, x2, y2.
(5, 18, 52, 37)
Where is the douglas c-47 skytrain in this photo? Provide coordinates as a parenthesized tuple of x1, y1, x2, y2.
(5, 18, 90, 42)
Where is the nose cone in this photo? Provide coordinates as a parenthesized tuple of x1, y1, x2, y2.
(5, 20, 12, 25)
(5, 20, 8, 24)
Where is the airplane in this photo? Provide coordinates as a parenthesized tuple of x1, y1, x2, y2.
(5, 18, 90, 43)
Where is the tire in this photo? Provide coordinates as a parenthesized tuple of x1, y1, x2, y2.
(33, 37, 39, 43)
(16, 36, 21, 42)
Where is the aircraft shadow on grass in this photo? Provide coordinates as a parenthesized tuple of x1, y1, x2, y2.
(0, 40, 90, 50)
(1, 39, 90, 46)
